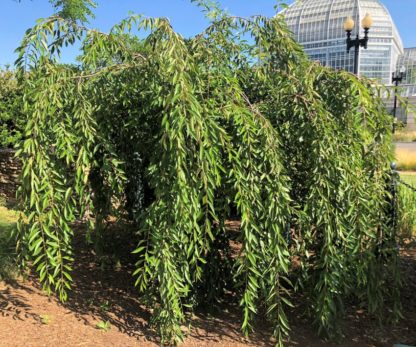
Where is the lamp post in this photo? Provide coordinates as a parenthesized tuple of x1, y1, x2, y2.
(391, 65, 406, 133)
(344, 14, 373, 75)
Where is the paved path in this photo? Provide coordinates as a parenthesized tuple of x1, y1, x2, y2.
(395, 142, 416, 151)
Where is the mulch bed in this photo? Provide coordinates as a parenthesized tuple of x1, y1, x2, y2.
(0, 224, 415, 347)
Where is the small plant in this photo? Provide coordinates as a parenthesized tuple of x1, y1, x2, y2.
(99, 300, 111, 312)
(40, 314, 53, 325)
(96, 320, 111, 332)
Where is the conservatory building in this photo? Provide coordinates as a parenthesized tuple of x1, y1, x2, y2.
(398, 48, 416, 97)
(281, 0, 404, 85)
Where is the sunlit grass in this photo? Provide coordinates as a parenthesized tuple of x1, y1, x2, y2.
(394, 130, 416, 143)
(400, 173, 416, 185)
(0, 205, 19, 225)
(398, 173, 416, 238)
(0, 205, 19, 280)
(395, 148, 416, 171)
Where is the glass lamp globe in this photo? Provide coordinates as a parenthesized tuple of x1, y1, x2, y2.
(361, 13, 373, 29)
(344, 16, 355, 31)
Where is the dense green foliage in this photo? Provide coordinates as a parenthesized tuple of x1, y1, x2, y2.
(398, 174, 416, 238)
(0, 69, 24, 148)
(50, 0, 95, 22)
(18, 0, 96, 22)
(14, 3, 400, 345)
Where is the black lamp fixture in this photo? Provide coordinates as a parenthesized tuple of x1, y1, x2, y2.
(344, 13, 373, 75)
(392, 65, 406, 133)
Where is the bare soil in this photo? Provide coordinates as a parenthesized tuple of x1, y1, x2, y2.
(0, 226, 415, 347)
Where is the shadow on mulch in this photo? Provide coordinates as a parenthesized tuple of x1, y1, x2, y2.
(20, 222, 416, 347)
(190, 303, 274, 346)
(54, 222, 274, 346)
(284, 240, 416, 347)
(60, 223, 158, 343)
(0, 279, 42, 323)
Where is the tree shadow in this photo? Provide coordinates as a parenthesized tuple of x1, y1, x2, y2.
(9, 221, 416, 347)
(59, 223, 158, 343)
(285, 241, 416, 347)
(58, 223, 275, 346)
(189, 303, 274, 346)
(0, 279, 41, 323)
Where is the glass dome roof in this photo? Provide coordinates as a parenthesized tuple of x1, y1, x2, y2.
(282, 0, 404, 84)
(398, 48, 416, 85)
(397, 48, 416, 97)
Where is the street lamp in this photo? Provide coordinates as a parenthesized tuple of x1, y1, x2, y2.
(392, 65, 406, 133)
(344, 13, 373, 75)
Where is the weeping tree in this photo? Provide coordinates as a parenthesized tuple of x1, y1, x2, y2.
(14, 2, 400, 345)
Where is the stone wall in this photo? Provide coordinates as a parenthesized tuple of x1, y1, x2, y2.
(0, 149, 21, 200)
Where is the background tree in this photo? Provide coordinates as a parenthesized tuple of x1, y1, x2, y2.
(17, 0, 96, 22)
(0, 68, 24, 148)
(50, 0, 95, 22)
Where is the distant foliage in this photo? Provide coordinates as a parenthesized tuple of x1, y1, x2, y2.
(50, 0, 96, 22)
(14, 2, 400, 346)
(17, 0, 96, 22)
(0, 69, 24, 148)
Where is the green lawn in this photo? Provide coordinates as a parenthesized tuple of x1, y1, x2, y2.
(400, 173, 416, 186)
(0, 205, 19, 279)
(398, 173, 416, 238)
(0, 205, 19, 225)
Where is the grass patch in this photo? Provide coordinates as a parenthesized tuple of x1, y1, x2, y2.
(395, 148, 416, 171)
(0, 205, 19, 280)
(400, 173, 416, 185)
(398, 174, 416, 238)
(394, 130, 416, 143)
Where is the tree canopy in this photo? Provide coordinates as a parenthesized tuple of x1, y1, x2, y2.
(0, 69, 24, 148)
(18, 0, 96, 22)
(50, 0, 95, 22)
(14, 3, 399, 346)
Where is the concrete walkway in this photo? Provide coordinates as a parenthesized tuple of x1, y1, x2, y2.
(395, 142, 416, 151)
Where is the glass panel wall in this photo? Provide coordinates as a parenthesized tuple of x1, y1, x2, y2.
(282, 0, 404, 85)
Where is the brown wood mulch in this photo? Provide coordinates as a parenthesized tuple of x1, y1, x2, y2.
(0, 227, 415, 347)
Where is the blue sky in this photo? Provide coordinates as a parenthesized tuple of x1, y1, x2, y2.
(0, 0, 415, 66)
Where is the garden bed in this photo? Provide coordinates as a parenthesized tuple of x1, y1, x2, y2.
(0, 224, 415, 347)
